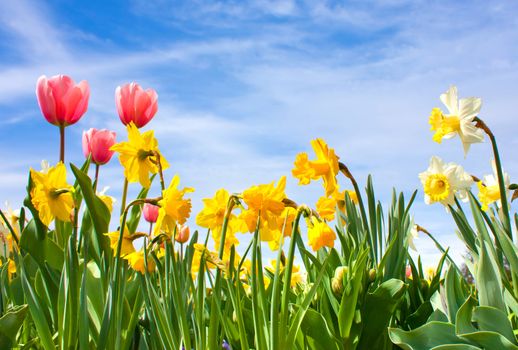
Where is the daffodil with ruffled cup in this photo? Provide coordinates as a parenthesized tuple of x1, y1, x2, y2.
(429, 85, 484, 156)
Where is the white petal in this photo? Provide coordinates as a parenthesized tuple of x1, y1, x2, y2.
(440, 86, 458, 115)
(459, 122, 485, 143)
(429, 156, 444, 173)
(458, 97, 482, 121)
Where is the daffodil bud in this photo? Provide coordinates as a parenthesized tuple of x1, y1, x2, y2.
(368, 268, 376, 282)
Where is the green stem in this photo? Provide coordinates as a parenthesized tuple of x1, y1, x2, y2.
(339, 162, 373, 256)
(474, 117, 512, 239)
(279, 207, 306, 348)
(59, 125, 65, 163)
(120, 179, 128, 217)
(94, 164, 100, 193)
(217, 196, 237, 259)
(270, 215, 289, 349)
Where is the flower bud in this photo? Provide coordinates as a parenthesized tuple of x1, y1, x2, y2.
(175, 224, 190, 244)
(143, 203, 159, 223)
(82, 128, 116, 165)
(36, 75, 90, 127)
(368, 268, 376, 282)
(115, 82, 158, 128)
(332, 266, 348, 295)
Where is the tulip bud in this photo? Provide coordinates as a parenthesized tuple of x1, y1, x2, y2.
(115, 82, 158, 128)
(331, 277, 343, 295)
(175, 224, 190, 244)
(36, 75, 90, 126)
(143, 203, 159, 223)
(332, 266, 348, 295)
(334, 266, 348, 280)
(82, 128, 116, 165)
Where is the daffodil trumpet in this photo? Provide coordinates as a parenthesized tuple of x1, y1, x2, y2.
(473, 117, 512, 238)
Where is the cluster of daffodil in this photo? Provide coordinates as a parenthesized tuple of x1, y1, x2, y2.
(419, 86, 513, 214)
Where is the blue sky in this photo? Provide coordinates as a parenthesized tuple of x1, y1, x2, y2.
(1, 0, 517, 265)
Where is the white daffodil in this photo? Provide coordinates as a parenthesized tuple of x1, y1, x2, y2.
(407, 223, 418, 251)
(429, 86, 484, 156)
(477, 160, 510, 211)
(418, 156, 473, 207)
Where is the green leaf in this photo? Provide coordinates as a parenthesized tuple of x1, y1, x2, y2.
(444, 267, 467, 323)
(358, 279, 407, 349)
(389, 322, 470, 350)
(19, 221, 64, 271)
(459, 332, 518, 350)
(0, 304, 28, 349)
(300, 309, 338, 350)
(455, 295, 477, 335)
(20, 261, 57, 350)
(431, 345, 481, 350)
(338, 249, 368, 340)
(407, 302, 434, 330)
(472, 306, 516, 344)
(70, 164, 111, 259)
(476, 240, 506, 312)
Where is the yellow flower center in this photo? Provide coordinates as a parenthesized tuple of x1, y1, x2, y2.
(424, 174, 450, 202)
(429, 108, 461, 143)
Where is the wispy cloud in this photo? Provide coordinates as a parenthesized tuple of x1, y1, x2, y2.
(1, 0, 517, 266)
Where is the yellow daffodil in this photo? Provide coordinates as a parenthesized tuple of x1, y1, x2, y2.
(104, 226, 136, 257)
(316, 196, 336, 221)
(154, 175, 194, 236)
(425, 266, 436, 281)
(265, 259, 305, 287)
(125, 250, 155, 274)
(418, 156, 473, 206)
(191, 243, 221, 276)
(267, 206, 297, 250)
(0, 213, 18, 257)
(97, 187, 115, 213)
(196, 188, 245, 244)
(292, 139, 339, 197)
(307, 218, 336, 251)
(110, 122, 169, 188)
(477, 161, 510, 211)
(429, 86, 484, 155)
(30, 162, 74, 226)
(240, 176, 286, 242)
(0, 258, 16, 279)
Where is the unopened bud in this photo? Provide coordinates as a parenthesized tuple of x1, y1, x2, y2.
(334, 266, 348, 280)
(332, 266, 348, 295)
(368, 268, 376, 282)
(175, 224, 190, 243)
(331, 277, 343, 295)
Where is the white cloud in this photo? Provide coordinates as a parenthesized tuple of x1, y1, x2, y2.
(1, 0, 517, 267)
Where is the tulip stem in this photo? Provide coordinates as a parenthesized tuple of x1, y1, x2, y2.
(59, 125, 65, 163)
(474, 117, 512, 239)
(93, 164, 100, 193)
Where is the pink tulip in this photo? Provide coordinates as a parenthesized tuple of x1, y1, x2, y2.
(36, 75, 90, 126)
(115, 82, 158, 128)
(143, 203, 159, 223)
(82, 128, 116, 165)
